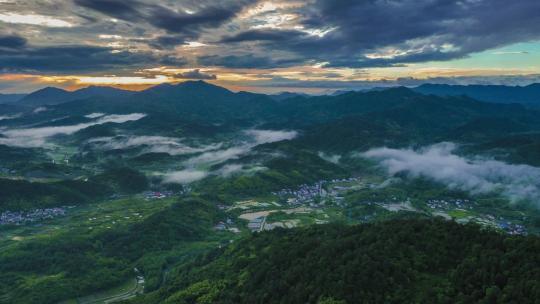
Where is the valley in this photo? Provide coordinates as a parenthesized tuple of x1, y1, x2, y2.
(2, 1, 540, 302)
(1, 82, 540, 303)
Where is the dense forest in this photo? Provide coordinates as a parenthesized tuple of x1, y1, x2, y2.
(0, 167, 148, 211)
(131, 219, 540, 304)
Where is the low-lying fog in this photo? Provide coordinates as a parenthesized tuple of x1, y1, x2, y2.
(89, 135, 223, 156)
(362, 142, 540, 203)
(162, 129, 297, 184)
(0, 113, 146, 148)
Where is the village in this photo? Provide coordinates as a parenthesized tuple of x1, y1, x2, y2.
(426, 198, 475, 210)
(272, 177, 361, 207)
(142, 190, 176, 200)
(216, 177, 364, 233)
(211, 176, 530, 236)
(213, 217, 241, 233)
(0, 207, 68, 225)
(498, 221, 527, 235)
(141, 186, 191, 200)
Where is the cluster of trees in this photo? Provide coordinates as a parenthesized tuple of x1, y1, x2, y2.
(134, 219, 540, 304)
(467, 133, 540, 166)
(0, 144, 46, 163)
(0, 167, 148, 212)
(90, 167, 148, 194)
(0, 178, 100, 211)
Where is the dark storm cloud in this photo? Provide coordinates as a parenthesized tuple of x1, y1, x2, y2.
(198, 55, 270, 68)
(148, 5, 235, 34)
(74, 0, 257, 38)
(246, 0, 540, 67)
(1, 0, 539, 79)
(198, 54, 304, 69)
(73, 0, 141, 20)
(143, 35, 188, 50)
(172, 69, 217, 80)
(220, 29, 305, 43)
(130, 34, 189, 50)
(0, 44, 178, 73)
(75, 13, 100, 23)
(0, 35, 27, 49)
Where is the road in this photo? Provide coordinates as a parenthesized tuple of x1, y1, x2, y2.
(58, 276, 144, 304)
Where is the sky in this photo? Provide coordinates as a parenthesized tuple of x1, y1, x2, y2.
(0, 0, 539, 94)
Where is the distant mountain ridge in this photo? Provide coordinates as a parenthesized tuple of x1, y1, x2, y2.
(0, 93, 26, 104)
(269, 92, 310, 101)
(11, 81, 540, 108)
(413, 83, 540, 106)
(18, 86, 134, 106)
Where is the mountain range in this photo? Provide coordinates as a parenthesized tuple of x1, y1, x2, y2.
(2, 80, 539, 170)
(3, 81, 540, 108)
(3, 81, 540, 147)
(413, 83, 540, 106)
(16, 85, 134, 106)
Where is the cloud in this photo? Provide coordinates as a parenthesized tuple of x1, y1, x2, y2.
(216, 164, 244, 177)
(233, 0, 540, 68)
(75, 0, 257, 38)
(197, 54, 303, 69)
(215, 163, 266, 177)
(0, 12, 74, 27)
(163, 129, 297, 183)
(163, 163, 267, 184)
(318, 152, 341, 164)
(0, 34, 27, 49)
(362, 142, 540, 203)
(33, 107, 47, 113)
(85, 112, 106, 119)
(0, 44, 175, 73)
(0, 113, 21, 121)
(2, 0, 538, 91)
(172, 69, 217, 80)
(245, 129, 298, 145)
(184, 129, 297, 166)
(89, 135, 221, 155)
(197, 54, 271, 69)
(73, 0, 141, 21)
(149, 35, 187, 49)
(492, 51, 529, 55)
(220, 29, 305, 43)
(0, 113, 145, 147)
(184, 146, 246, 166)
(162, 169, 208, 184)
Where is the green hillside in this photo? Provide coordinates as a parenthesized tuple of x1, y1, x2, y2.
(133, 219, 540, 304)
(0, 167, 148, 211)
(0, 198, 220, 304)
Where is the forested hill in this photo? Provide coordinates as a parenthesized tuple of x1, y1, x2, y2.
(131, 219, 540, 304)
